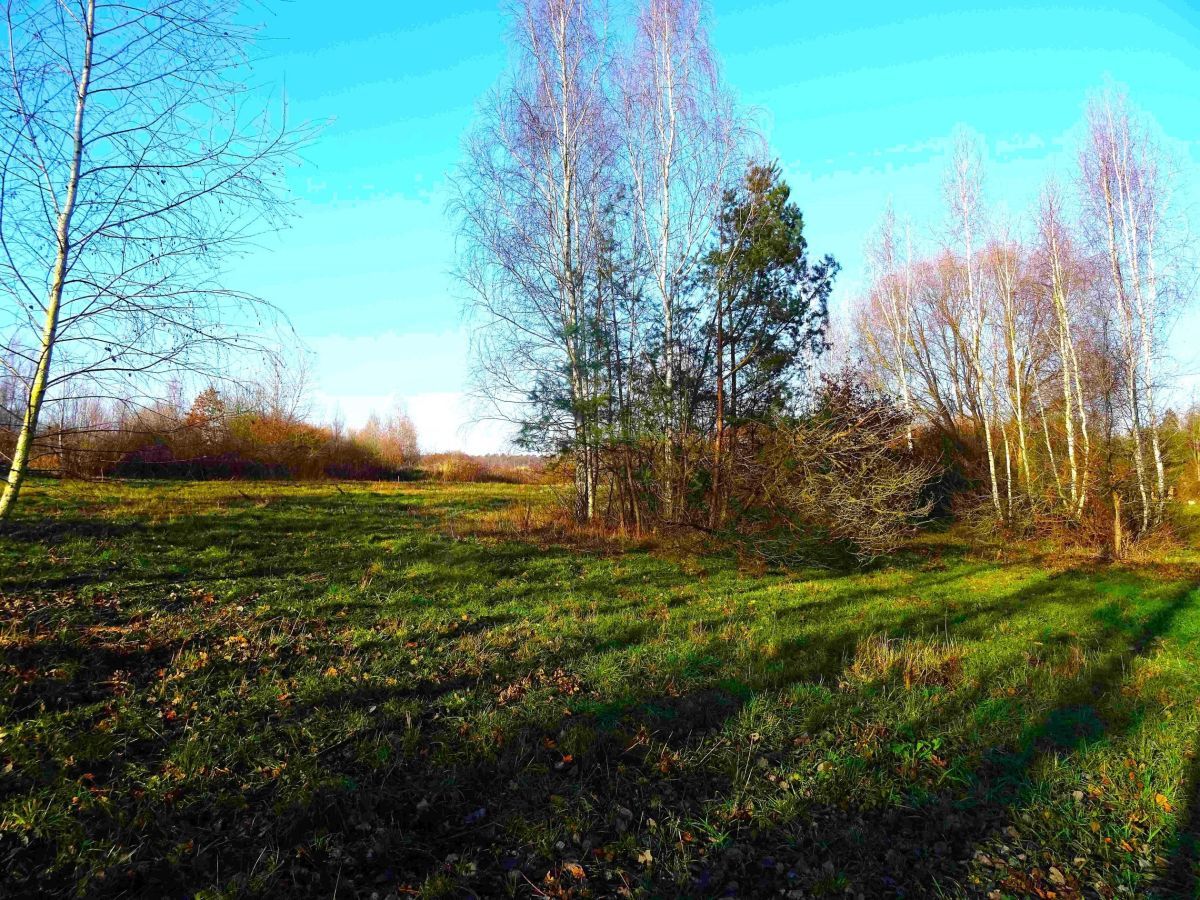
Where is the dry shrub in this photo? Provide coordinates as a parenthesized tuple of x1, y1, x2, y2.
(4, 389, 419, 482)
(426, 452, 489, 483)
(419, 452, 551, 484)
(1118, 521, 1183, 561)
(732, 376, 936, 565)
(843, 633, 966, 690)
(471, 497, 636, 551)
(1040, 485, 1186, 560)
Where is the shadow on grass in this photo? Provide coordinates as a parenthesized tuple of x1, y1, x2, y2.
(2, 484, 1199, 898)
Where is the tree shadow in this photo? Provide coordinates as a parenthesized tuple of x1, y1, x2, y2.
(3, 484, 1200, 898)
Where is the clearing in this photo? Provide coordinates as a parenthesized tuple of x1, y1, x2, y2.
(1, 480, 1199, 898)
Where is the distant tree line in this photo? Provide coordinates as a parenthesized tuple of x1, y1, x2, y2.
(854, 89, 1197, 553)
(0, 360, 420, 481)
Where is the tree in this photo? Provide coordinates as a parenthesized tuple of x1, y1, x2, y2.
(1080, 86, 1174, 531)
(863, 202, 915, 450)
(452, 0, 612, 522)
(0, 0, 305, 521)
(355, 403, 419, 470)
(943, 130, 1003, 517)
(702, 161, 835, 524)
(1037, 183, 1091, 518)
(184, 386, 227, 448)
(852, 84, 1195, 547)
(617, 0, 742, 517)
(984, 220, 1038, 511)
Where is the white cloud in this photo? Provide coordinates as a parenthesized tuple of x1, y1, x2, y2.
(310, 388, 515, 455)
(995, 132, 1047, 156)
(405, 392, 515, 455)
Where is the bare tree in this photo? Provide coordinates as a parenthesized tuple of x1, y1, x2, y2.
(1080, 86, 1175, 529)
(617, 0, 742, 517)
(858, 250, 967, 443)
(452, 0, 612, 522)
(355, 401, 420, 469)
(852, 85, 1198, 545)
(943, 131, 1002, 516)
(985, 218, 1038, 505)
(239, 351, 315, 425)
(864, 201, 915, 450)
(1037, 183, 1091, 518)
(0, 0, 305, 520)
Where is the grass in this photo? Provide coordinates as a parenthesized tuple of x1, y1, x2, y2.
(1, 478, 1199, 898)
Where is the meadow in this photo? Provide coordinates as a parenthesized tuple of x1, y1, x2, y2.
(2, 479, 1199, 898)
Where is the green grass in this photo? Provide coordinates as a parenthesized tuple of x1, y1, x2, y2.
(2, 479, 1199, 898)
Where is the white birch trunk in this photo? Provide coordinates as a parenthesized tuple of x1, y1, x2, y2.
(0, 0, 95, 522)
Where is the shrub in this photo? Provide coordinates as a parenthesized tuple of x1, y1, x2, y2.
(729, 374, 937, 564)
(2, 389, 423, 482)
(418, 453, 549, 484)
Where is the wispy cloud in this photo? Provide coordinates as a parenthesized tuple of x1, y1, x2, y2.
(995, 132, 1047, 156)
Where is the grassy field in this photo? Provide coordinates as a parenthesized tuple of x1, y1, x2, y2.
(2, 479, 1199, 898)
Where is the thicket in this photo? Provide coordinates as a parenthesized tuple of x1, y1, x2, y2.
(453, 0, 1195, 561)
(854, 91, 1198, 554)
(0, 384, 419, 482)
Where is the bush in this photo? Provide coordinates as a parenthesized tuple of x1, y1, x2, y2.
(729, 374, 937, 564)
(418, 452, 548, 484)
(3, 389, 422, 482)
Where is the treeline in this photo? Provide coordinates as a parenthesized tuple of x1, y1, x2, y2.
(455, 0, 1196, 559)
(454, 0, 933, 560)
(0, 376, 421, 481)
(0, 358, 562, 484)
(854, 88, 1198, 551)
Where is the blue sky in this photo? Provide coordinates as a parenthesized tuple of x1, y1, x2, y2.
(228, 0, 1200, 452)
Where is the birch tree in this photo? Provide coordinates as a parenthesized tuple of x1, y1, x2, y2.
(617, 0, 740, 517)
(865, 202, 915, 451)
(986, 225, 1035, 503)
(452, 0, 612, 522)
(944, 131, 1002, 516)
(853, 86, 1194, 541)
(1038, 183, 1091, 517)
(1080, 87, 1172, 530)
(0, 0, 302, 521)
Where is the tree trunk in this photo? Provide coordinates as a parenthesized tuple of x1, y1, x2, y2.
(1112, 491, 1124, 559)
(982, 411, 1003, 518)
(1002, 424, 1013, 516)
(1128, 378, 1151, 533)
(1060, 322, 1079, 510)
(711, 285, 725, 528)
(1068, 338, 1091, 518)
(0, 0, 95, 523)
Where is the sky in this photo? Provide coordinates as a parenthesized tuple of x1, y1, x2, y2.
(227, 0, 1200, 453)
